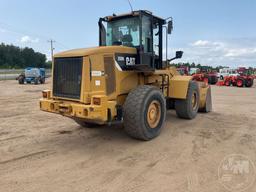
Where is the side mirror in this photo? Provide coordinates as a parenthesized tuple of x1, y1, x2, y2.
(175, 51, 183, 59)
(167, 20, 173, 34)
(167, 51, 184, 63)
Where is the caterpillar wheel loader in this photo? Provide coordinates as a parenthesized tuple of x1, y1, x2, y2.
(40, 10, 212, 140)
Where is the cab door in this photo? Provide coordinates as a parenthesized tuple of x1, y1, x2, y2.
(139, 15, 154, 69)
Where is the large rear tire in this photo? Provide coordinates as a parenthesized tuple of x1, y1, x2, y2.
(123, 85, 166, 141)
(236, 78, 244, 87)
(199, 86, 212, 113)
(208, 76, 216, 85)
(40, 77, 45, 84)
(175, 81, 200, 119)
(245, 79, 253, 87)
(208, 76, 218, 85)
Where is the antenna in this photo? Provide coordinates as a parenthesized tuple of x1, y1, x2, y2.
(127, 0, 134, 12)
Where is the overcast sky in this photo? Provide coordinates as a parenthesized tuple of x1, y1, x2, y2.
(0, 0, 256, 67)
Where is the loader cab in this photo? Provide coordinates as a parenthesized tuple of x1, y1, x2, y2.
(99, 10, 169, 70)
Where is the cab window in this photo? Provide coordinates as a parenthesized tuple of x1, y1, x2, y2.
(106, 17, 140, 47)
(141, 16, 152, 53)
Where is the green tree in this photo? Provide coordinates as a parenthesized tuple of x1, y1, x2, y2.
(0, 43, 48, 69)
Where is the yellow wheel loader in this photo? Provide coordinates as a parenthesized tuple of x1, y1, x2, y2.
(40, 10, 212, 140)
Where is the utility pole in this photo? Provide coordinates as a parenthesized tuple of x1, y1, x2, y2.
(48, 39, 55, 61)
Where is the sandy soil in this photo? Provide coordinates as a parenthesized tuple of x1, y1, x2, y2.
(0, 80, 256, 192)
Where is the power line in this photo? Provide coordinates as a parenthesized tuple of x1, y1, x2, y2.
(0, 21, 69, 51)
(127, 0, 134, 12)
(0, 21, 49, 40)
(55, 41, 70, 50)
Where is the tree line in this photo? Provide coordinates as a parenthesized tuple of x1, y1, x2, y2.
(170, 62, 256, 72)
(0, 43, 52, 69)
(170, 62, 228, 71)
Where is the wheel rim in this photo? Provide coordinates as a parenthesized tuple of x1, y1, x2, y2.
(191, 92, 198, 110)
(237, 80, 243, 87)
(147, 100, 161, 129)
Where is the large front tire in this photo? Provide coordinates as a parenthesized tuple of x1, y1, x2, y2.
(123, 86, 166, 141)
(175, 81, 200, 119)
(34, 78, 39, 85)
(18, 76, 24, 84)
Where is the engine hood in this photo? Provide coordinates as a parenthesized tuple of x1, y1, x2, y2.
(54, 46, 137, 58)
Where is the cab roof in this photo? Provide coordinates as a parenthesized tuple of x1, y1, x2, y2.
(103, 10, 166, 24)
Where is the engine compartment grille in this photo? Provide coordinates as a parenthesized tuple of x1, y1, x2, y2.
(104, 56, 116, 95)
(53, 57, 83, 99)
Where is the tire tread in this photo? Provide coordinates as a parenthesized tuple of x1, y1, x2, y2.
(124, 85, 165, 140)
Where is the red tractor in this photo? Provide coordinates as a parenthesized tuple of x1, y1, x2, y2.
(206, 71, 218, 85)
(223, 75, 254, 88)
(192, 73, 209, 84)
(191, 67, 218, 85)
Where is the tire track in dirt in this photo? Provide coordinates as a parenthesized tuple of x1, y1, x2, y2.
(0, 150, 54, 165)
(0, 135, 25, 142)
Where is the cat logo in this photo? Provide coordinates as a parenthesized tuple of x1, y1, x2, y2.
(126, 57, 136, 66)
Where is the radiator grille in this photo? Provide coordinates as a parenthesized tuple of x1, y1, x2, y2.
(53, 57, 83, 99)
(104, 56, 116, 95)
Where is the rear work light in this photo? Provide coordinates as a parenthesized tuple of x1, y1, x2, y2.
(42, 90, 50, 99)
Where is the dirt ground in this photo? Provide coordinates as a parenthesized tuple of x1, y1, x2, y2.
(0, 79, 256, 192)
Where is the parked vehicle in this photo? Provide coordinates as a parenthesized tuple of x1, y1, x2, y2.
(217, 68, 239, 80)
(222, 75, 254, 88)
(40, 10, 212, 141)
(189, 68, 200, 75)
(200, 67, 218, 85)
(190, 67, 218, 85)
(17, 68, 46, 84)
(177, 66, 189, 75)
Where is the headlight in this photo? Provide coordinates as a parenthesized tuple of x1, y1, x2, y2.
(93, 97, 101, 105)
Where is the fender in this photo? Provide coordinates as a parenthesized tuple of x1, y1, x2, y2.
(169, 76, 192, 99)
